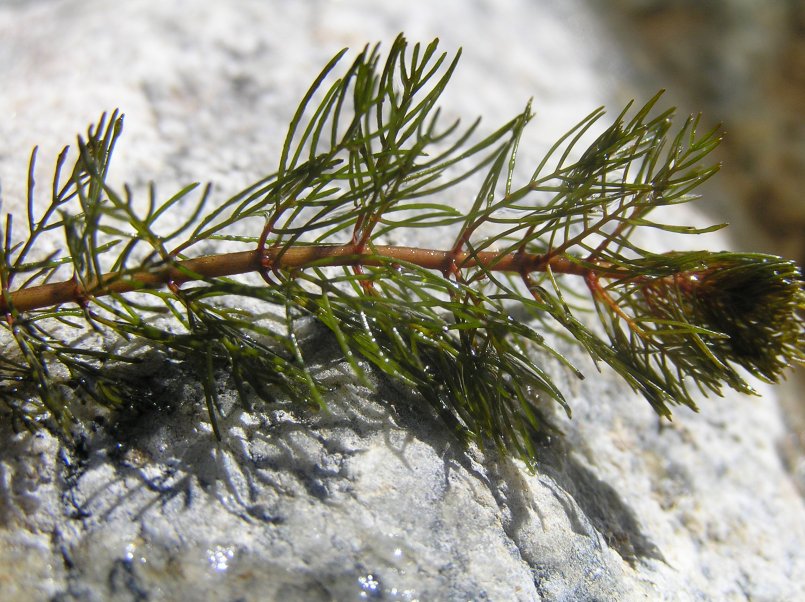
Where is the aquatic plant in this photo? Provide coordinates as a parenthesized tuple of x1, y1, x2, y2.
(1, 36, 802, 463)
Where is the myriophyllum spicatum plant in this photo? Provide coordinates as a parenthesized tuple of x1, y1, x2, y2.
(1, 36, 802, 464)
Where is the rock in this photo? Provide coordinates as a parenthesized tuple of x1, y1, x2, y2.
(1, 1, 803, 600)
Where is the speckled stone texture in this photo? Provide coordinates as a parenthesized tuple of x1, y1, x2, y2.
(1, 1, 803, 600)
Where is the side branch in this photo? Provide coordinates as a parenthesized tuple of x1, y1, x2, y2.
(0, 245, 613, 314)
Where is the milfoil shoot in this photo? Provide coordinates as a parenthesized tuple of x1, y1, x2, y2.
(0, 36, 802, 463)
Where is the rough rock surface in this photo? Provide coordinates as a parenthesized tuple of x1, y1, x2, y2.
(1, 1, 803, 600)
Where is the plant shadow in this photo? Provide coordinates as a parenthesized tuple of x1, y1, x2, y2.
(0, 338, 663, 570)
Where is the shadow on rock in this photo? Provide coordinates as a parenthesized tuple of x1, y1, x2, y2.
(537, 438, 665, 566)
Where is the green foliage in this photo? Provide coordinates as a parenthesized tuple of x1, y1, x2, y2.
(0, 35, 802, 463)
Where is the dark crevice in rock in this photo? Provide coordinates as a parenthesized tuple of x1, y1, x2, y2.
(108, 557, 150, 602)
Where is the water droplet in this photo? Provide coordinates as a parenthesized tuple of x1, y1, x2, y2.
(207, 545, 235, 572)
(123, 542, 147, 565)
(358, 573, 382, 598)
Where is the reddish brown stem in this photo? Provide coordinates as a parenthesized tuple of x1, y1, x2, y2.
(585, 269, 648, 338)
(0, 244, 622, 314)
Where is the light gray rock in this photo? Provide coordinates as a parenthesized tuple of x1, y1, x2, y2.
(0, 1, 803, 601)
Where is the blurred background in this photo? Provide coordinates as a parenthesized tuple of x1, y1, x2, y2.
(595, 0, 804, 267)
